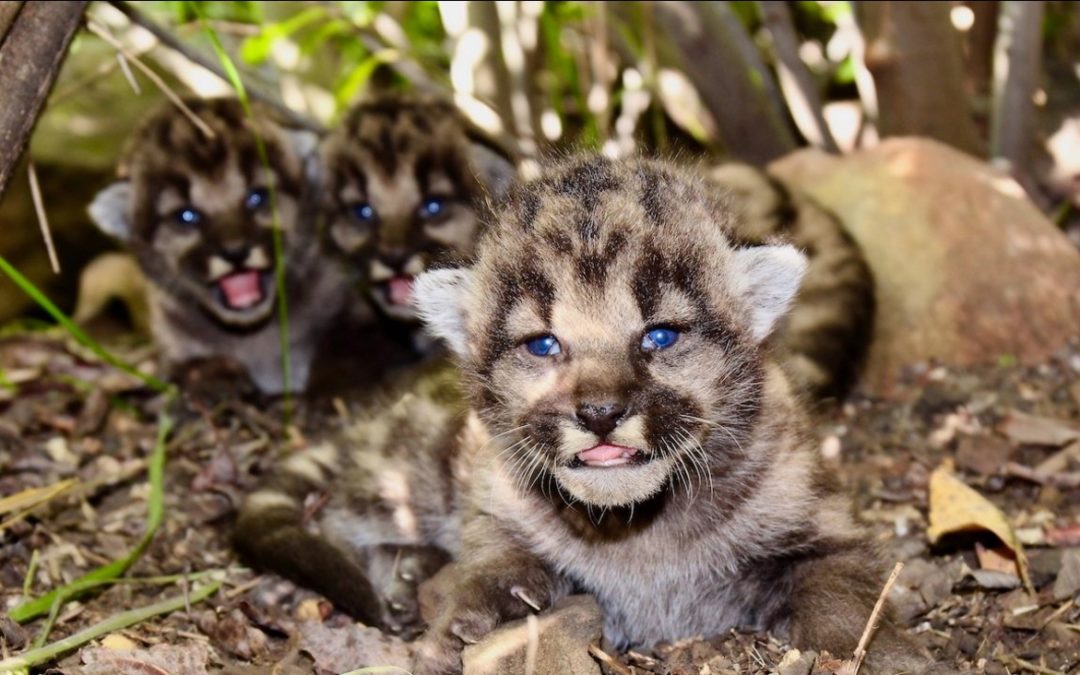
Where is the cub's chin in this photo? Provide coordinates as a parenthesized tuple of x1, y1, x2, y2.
(553, 451, 675, 508)
(200, 270, 278, 328)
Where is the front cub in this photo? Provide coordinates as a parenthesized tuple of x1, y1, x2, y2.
(88, 98, 343, 394)
(413, 156, 935, 674)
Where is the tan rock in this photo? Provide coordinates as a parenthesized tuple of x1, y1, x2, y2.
(461, 595, 603, 675)
(770, 138, 1080, 392)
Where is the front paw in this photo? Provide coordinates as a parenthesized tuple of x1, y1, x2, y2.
(412, 567, 557, 675)
(368, 545, 450, 639)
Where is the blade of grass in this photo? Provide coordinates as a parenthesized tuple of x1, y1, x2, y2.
(191, 1, 293, 420)
(0, 580, 222, 672)
(8, 404, 174, 623)
(0, 254, 170, 393)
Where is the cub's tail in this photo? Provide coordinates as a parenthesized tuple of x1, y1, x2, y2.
(233, 442, 382, 624)
(708, 163, 875, 401)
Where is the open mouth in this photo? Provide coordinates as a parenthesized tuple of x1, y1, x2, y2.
(572, 444, 649, 468)
(215, 269, 270, 311)
(379, 275, 415, 307)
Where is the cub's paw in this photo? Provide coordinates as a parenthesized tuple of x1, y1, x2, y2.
(368, 545, 450, 639)
(172, 356, 259, 405)
(411, 566, 558, 674)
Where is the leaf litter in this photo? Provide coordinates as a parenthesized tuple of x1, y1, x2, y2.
(4, 333, 1080, 673)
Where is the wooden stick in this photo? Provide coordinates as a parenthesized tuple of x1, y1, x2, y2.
(27, 161, 60, 274)
(107, 0, 321, 132)
(86, 20, 215, 139)
(851, 561, 904, 675)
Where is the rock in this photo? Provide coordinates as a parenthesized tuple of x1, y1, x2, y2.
(778, 648, 817, 675)
(1053, 548, 1080, 601)
(770, 139, 1080, 393)
(461, 595, 603, 675)
(955, 434, 1012, 476)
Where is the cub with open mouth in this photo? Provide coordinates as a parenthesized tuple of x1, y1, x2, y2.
(319, 94, 515, 331)
(88, 97, 342, 394)
(411, 156, 942, 674)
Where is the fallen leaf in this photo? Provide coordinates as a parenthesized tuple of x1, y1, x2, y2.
(927, 461, 1031, 591)
(977, 542, 1020, 574)
(1047, 523, 1080, 547)
(78, 641, 213, 675)
(999, 410, 1080, 447)
(297, 620, 412, 673)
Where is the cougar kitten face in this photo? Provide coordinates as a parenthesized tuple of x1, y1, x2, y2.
(321, 96, 514, 322)
(89, 98, 318, 330)
(418, 157, 805, 508)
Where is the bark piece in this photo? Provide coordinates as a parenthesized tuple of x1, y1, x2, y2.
(0, 0, 88, 199)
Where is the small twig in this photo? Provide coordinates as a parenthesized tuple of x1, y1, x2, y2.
(0, 581, 222, 671)
(996, 654, 1066, 675)
(115, 51, 141, 94)
(1006, 461, 1080, 489)
(86, 20, 215, 138)
(587, 644, 633, 675)
(107, 0, 321, 132)
(524, 614, 539, 675)
(22, 549, 40, 597)
(851, 561, 904, 675)
(27, 161, 59, 274)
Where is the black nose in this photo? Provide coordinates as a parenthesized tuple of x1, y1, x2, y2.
(220, 243, 250, 264)
(379, 248, 410, 270)
(576, 402, 627, 437)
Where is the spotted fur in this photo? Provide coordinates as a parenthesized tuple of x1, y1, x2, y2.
(234, 362, 478, 634)
(707, 162, 875, 401)
(412, 156, 936, 674)
(88, 98, 343, 394)
(320, 94, 515, 324)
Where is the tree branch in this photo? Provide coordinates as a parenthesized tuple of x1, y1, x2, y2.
(106, 0, 321, 132)
(653, 0, 796, 165)
(760, 0, 839, 153)
(990, 1, 1044, 178)
(0, 0, 88, 200)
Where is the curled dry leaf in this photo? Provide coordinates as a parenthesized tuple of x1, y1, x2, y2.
(998, 410, 1080, 447)
(927, 461, 1031, 592)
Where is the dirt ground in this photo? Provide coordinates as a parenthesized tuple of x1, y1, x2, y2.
(2, 330, 1080, 674)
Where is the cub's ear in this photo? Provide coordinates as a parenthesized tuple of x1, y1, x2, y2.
(468, 141, 517, 202)
(88, 181, 134, 241)
(284, 128, 322, 184)
(413, 267, 474, 360)
(732, 244, 807, 342)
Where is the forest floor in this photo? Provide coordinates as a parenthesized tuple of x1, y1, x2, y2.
(2, 330, 1080, 674)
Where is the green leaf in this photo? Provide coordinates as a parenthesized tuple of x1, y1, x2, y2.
(240, 6, 326, 65)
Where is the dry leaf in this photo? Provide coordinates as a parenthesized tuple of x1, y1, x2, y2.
(927, 461, 1031, 591)
(998, 410, 1080, 446)
(100, 633, 138, 650)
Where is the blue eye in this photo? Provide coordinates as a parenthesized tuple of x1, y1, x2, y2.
(176, 207, 201, 226)
(525, 335, 561, 357)
(641, 328, 680, 352)
(351, 202, 376, 222)
(420, 198, 445, 218)
(245, 188, 269, 210)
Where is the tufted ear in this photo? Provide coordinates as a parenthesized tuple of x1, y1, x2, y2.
(87, 181, 134, 241)
(732, 244, 807, 342)
(284, 128, 322, 184)
(413, 267, 475, 359)
(468, 141, 517, 202)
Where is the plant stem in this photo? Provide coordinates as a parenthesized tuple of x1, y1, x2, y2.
(0, 581, 222, 671)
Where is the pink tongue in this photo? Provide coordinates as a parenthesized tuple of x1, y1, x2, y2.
(576, 444, 637, 467)
(387, 276, 414, 306)
(219, 271, 263, 309)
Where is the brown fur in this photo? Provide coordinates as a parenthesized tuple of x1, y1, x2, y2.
(234, 361, 474, 634)
(88, 98, 344, 394)
(319, 94, 515, 325)
(411, 156, 937, 674)
(707, 163, 875, 402)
